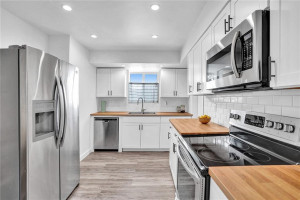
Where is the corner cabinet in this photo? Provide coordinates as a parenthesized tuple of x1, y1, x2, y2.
(160, 69, 188, 97)
(96, 68, 126, 97)
(270, 0, 300, 89)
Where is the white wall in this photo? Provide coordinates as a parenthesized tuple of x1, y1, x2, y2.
(97, 97, 189, 113)
(69, 37, 97, 159)
(1, 7, 96, 160)
(180, 0, 228, 61)
(203, 89, 300, 128)
(0, 8, 48, 51)
(90, 50, 180, 66)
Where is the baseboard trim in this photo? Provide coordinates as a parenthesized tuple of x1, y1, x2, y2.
(80, 148, 93, 161)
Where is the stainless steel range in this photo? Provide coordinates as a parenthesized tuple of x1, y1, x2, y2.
(176, 110, 300, 200)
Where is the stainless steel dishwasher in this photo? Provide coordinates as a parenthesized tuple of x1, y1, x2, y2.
(94, 118, 119, 150)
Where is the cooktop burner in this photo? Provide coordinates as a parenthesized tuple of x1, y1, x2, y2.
(196, 147, 241, 163)
(243, 152, 271, 162)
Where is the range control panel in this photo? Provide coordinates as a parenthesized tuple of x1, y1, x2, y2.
(229, 110, 300, 145)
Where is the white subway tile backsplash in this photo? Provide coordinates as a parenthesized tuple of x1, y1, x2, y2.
(265, 105, 281, 115)
(231, 97, 238, 103)
(293, 96, 300, 107)
(273, 96, 293, 106)
(282, 107, 300, 118)
(259, 96, 273, 105)
(281, 89, 300, 96)
(247, 97, 259, 104)
(252, 105, 265, 112)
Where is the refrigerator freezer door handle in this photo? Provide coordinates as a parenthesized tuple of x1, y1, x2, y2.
(59, 77, 67, 146)
(55, 75, 66, 148)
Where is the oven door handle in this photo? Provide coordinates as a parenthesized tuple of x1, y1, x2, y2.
(231, 31, 242, 78)
(177, 144, 201, 181)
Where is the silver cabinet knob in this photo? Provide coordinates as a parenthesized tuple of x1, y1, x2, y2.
(284, 124, 295, 133)
(266, 120, 274, 128)
(275, 122, 284, 130)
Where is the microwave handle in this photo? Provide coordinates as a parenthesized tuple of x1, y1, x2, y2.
(231, 31, 241, 78)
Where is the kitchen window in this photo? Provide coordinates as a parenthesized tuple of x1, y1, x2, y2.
(128, 73, 159, 103)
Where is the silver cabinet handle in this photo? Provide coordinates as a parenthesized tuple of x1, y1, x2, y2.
(168, 132, 170, 139)
(141, 124, 143, 130)
(176, 91, 178, 96)
(108, 90, 110, 96)
(139, 124, 141, 130)
(110, 90, 112, 96)
(268, 56, 276, 80)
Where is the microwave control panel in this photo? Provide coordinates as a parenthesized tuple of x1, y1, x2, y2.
(241, 30, 253, 70)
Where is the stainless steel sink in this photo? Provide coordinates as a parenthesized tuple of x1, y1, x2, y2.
(128, 112, 156, 115)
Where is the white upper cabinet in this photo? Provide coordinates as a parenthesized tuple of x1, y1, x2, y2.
(211, 2, 231, 45)
(160, 69, 176, 97)
(187, 52, 194, 95)
(96, 68, 126, 97)
(193, 41, 202, 94)
(96, 68, 110, 97)
(231, 0, 268, 27)
(110, 68, 126, 97)
(270, 0, 300, 89)
(176, 69, 188, 97)
(160, 69, 187, 97)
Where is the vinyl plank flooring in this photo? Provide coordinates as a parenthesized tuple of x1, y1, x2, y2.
(69, 152, 175, 200)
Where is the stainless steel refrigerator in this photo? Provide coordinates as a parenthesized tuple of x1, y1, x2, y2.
(0, 45, 80, 200)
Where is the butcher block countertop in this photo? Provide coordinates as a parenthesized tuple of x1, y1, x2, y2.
(169, 118, 229, 136)
(209, 165, 300, 200)
(90, 111, 193, 117)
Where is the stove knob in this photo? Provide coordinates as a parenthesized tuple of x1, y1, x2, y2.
(275, 122, 284, 130)
(234, 114, 240, 120)
(266, 120, 274, 128)
(284, 124, 295, 133)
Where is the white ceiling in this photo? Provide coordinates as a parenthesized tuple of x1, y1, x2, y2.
(2, 0, 206, 51)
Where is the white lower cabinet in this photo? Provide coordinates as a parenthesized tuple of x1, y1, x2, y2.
(169, 124, 178, 188)
(122, 124, 141, 148)
(141, 124, 160, 148)
(121, 116, 191, 151)
(160, 124, 171, 149)
(210, 179, 228, 200)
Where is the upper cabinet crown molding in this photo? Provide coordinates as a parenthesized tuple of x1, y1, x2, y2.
(96, 68, 127, 97)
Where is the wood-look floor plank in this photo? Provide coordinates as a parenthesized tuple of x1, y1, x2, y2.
(69, 152, 175, 200)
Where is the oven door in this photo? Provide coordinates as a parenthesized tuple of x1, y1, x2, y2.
(176, 140, 206, 200)
(206, 10, 266, 91)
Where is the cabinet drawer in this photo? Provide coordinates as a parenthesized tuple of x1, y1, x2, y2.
(161, 116, 191, 124)
(122, 117, 160, 123)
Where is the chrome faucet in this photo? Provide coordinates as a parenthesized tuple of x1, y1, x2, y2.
(137, 97, 146, 114)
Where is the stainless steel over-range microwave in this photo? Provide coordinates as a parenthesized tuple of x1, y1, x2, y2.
(206, 10, 270, 92)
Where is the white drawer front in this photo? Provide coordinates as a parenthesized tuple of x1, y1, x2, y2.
(122, 116, 160, 123)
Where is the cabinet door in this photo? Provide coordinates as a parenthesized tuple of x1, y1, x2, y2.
(141, 124, 160, 148)
(187, 51, 194, 94)
(211, 2, 231, 45)
(193, 41, 202, 95)
(176, 69, 188, 97)
(160, 124, 171, 149)
(110, 68, 126, 97)
(200, 28, 213, 94)
(270, 0, 300, 88)
(160, 69, 176, 97)
(122, 124, 141, 148)
(96, 68, 110, 97)
(231, 0, 268, 27)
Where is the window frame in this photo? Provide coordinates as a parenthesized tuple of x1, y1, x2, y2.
(128, 72, 160, 103)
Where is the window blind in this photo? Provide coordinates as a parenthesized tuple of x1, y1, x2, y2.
(128, 83, 159, 103)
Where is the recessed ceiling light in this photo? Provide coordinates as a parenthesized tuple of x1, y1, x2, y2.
(151, 4, 160, 11)
(62, 5, 72, 11)
(152, 35, 158, 39)
(91, 34, 98, 39)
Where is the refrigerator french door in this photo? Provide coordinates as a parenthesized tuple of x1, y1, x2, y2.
(0, 45, 79, 200)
